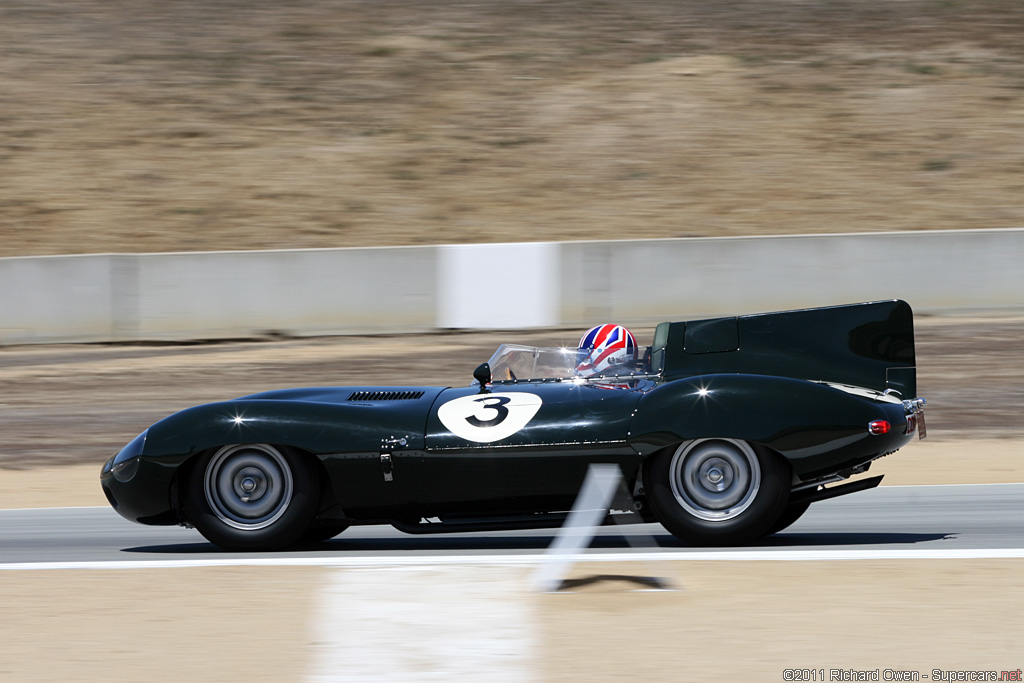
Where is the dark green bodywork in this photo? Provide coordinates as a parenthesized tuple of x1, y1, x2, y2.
(101, 300, 919, 527)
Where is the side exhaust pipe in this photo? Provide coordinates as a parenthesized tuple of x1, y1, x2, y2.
(790, 474, 884, 505)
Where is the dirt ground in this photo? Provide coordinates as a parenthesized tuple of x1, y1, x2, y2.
(541, 559, 1024, 682)
(1, 561, 1021, 681)
(0, 567, 318, 683)
(2, 1, 1024, 257)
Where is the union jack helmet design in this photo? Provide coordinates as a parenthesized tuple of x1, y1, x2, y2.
(576, 324, 637, 377)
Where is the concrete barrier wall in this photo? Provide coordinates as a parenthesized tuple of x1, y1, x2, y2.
(1, 228, 1022, 344)
(436, 243, 560, 329)
(0, 254, 116, 344)
(131, 247, 437, 340)
(0, 246, 438, 344)
(559, 228, 1024, 325)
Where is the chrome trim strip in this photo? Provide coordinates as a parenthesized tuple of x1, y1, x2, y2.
(426, 439, 630, 452)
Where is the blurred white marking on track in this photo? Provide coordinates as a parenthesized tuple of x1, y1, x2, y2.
(307, 566, 536, 682)
(531, 464, 623, 592)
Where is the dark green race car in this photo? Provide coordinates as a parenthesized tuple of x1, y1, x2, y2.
(101, 299, 926, 551)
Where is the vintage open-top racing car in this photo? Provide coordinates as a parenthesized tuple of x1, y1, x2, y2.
(101, 299, 926, 551)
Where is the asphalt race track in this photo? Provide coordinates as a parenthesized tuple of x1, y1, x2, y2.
(2, 483, 1022, 568)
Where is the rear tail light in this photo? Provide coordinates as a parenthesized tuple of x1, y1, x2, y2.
(868, 420, 891, 435)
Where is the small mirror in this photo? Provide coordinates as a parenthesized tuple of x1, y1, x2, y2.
(473, 362, 492, 391)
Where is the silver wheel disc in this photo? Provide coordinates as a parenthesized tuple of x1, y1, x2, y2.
(669, 439, 761, 522)
(204, 444, 293, 531)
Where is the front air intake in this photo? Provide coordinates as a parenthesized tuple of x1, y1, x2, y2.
(348, 390, 425, 402)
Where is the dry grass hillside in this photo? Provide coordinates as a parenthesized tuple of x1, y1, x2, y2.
(1, 0, 1023, 256)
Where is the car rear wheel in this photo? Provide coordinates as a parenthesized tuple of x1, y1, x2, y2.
(183, 443, 319, 551)
(646, 438, 789, 546)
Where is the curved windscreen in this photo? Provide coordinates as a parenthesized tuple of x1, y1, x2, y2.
(487, 344, 655, 382)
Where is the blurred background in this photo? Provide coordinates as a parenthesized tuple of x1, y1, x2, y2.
(1, 0, 1023, 256)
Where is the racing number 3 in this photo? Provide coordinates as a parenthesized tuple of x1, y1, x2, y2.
(436, 392, 544, 444)
(465, 396, 512, 428)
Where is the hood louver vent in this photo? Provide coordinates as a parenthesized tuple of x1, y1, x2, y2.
(348, 390, 425, 402)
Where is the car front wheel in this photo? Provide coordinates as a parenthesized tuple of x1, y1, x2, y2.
(183, 443, 319, 551)
(646, 438, 789, 546)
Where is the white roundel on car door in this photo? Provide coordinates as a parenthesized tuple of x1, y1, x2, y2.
(437, 392, 543, 443)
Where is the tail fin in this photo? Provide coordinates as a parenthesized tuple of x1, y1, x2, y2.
(654, 300, 916, 396)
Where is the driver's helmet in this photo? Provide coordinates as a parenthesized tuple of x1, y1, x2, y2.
(576, 324, 637, 376)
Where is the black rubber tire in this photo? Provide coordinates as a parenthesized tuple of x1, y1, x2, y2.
(183, 444, 320, 552)
(767, 501, 812, 535)
(299, 523, 350, 544)
(646, 439, 790, 546)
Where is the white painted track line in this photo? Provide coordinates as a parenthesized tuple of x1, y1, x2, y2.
(3, 548, 1024, 572)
